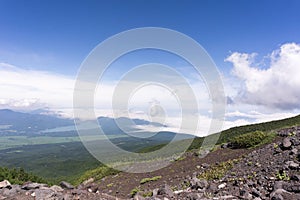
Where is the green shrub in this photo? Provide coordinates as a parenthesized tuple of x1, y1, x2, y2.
(140, 176, 162, 184)
(276, 170, 289, 180)
(142, 191, 153, 197)
(130, 187, 141, 197)
(0, 167, 47, 185)
(198, 160, 236, 180)
(75, 165, 118, 185)
(230, 131, 268, 148)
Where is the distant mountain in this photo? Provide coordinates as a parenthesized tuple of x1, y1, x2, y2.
(0, 109, 193, 142)
(97, 116, 166, 135)
(0, 109, 74, 135)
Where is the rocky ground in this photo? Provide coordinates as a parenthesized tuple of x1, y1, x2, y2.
(1, 126, 300, 199)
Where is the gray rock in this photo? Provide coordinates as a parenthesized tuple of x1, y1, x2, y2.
(63, 193, 73, 200)
(282, 138, 292, 149)
(273, 181, 284, 190)
(187, 193, 203, 200)
(60, 181, 74, 189)
(157, 185, 173, 197)
(286, 161, 299, 169)
(291, 174, 300, 181)
(291, 148, 298, 155)
(148, 197, 161, 200)
(221, 143, 229, 148)
(252, 188, 261, 197)
(270, 189, 295, 200)
(35, 188, 60, 200)
(2, 188, 13, 196)
(219, 195, 238, 199)
(208, 183, 218, 193)
(201, 163, 210, 169)
(284, 183, 300, 193)
(190, 177, 208, 190)
(1, 185, 21, 197)
(21, 182, 47, 190)
(218, 183, 226, 189)
(152, 188, 159, 196)
(239, 189, 252, 199)
(50, 185, 64, 192)
(134, 194, 145, 200)
(82, 178, 94, 186)
(0, 180, 11, 189)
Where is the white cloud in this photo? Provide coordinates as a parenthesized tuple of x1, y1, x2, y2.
(1, 60, 298, 136)
(0, 62, 74, 110)
(225, 43, 300, 110)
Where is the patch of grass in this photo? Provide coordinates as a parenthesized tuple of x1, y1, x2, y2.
(172, 156, 185, 162)
(198, 160, 237, 180)
(75, 165, 118, 186)
(230, 131, 269, 148)
(130, 186, 141, 197)
(181, 180, 191, 189)
(140, 175, 162, 184)
(217, 114, 300, 144)
(142, 191, 153, 197)
(276, 170, 290, 180)
(106, 183, 113, 187)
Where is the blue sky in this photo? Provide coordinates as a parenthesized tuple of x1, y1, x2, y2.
(1, 0, 300, 135)
(1, 0, 299, 74)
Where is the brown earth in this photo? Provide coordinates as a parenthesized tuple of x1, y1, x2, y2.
(92, 147, 251, 198)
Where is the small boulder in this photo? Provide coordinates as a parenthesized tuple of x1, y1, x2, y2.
(60, 181, 74, 189)
(35, 188, 58, 200)
(273, 181, 284, 190)
(218, 183, 226, 189)
(82, 178, 94, 186)
(187, 193, 203, 200)
(50, 185, 64, 192)
(152, 188, 159, 196)
(0, 180, 11, 189)
(134, 194, 145, 200)
(291, 174, 300, 181)
(21, 182, 47, 190)
(190, 177, 208, 190)
(291, 148, 298, 155)
(284, 183, 300, 193)
(286, 161, 299, 169)
(282, 138, 292, 149)
(221, 143, 229, 148)
(157, 184, 174, 197)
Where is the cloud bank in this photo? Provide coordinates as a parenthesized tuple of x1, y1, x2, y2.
(0, 63, 74, 111)
(1, 41, 300, 137)
(226, 43, 300, 110)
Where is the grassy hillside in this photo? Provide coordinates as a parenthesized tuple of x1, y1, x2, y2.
(1, 114, 299, 185)
(217, 114, 300, 144)
(140, 114, 300, 153)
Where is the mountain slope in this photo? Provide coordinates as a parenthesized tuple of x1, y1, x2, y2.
(0, 109, 73, 135)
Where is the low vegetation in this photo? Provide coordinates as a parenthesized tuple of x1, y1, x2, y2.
(198, 159, 239, 180)
(0, 167, 47, 185)
(230, 131, 269, 148)
(217, 114, 300, 144)
(75, 165, 118, 186)
(130, 186, 141, 197)
(1, 114, 299, 186)
(140, 176, 162, 184)
(276, 170, 290, 181)
(130, 186, 153, 197)
(141, 114, 300, 154)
